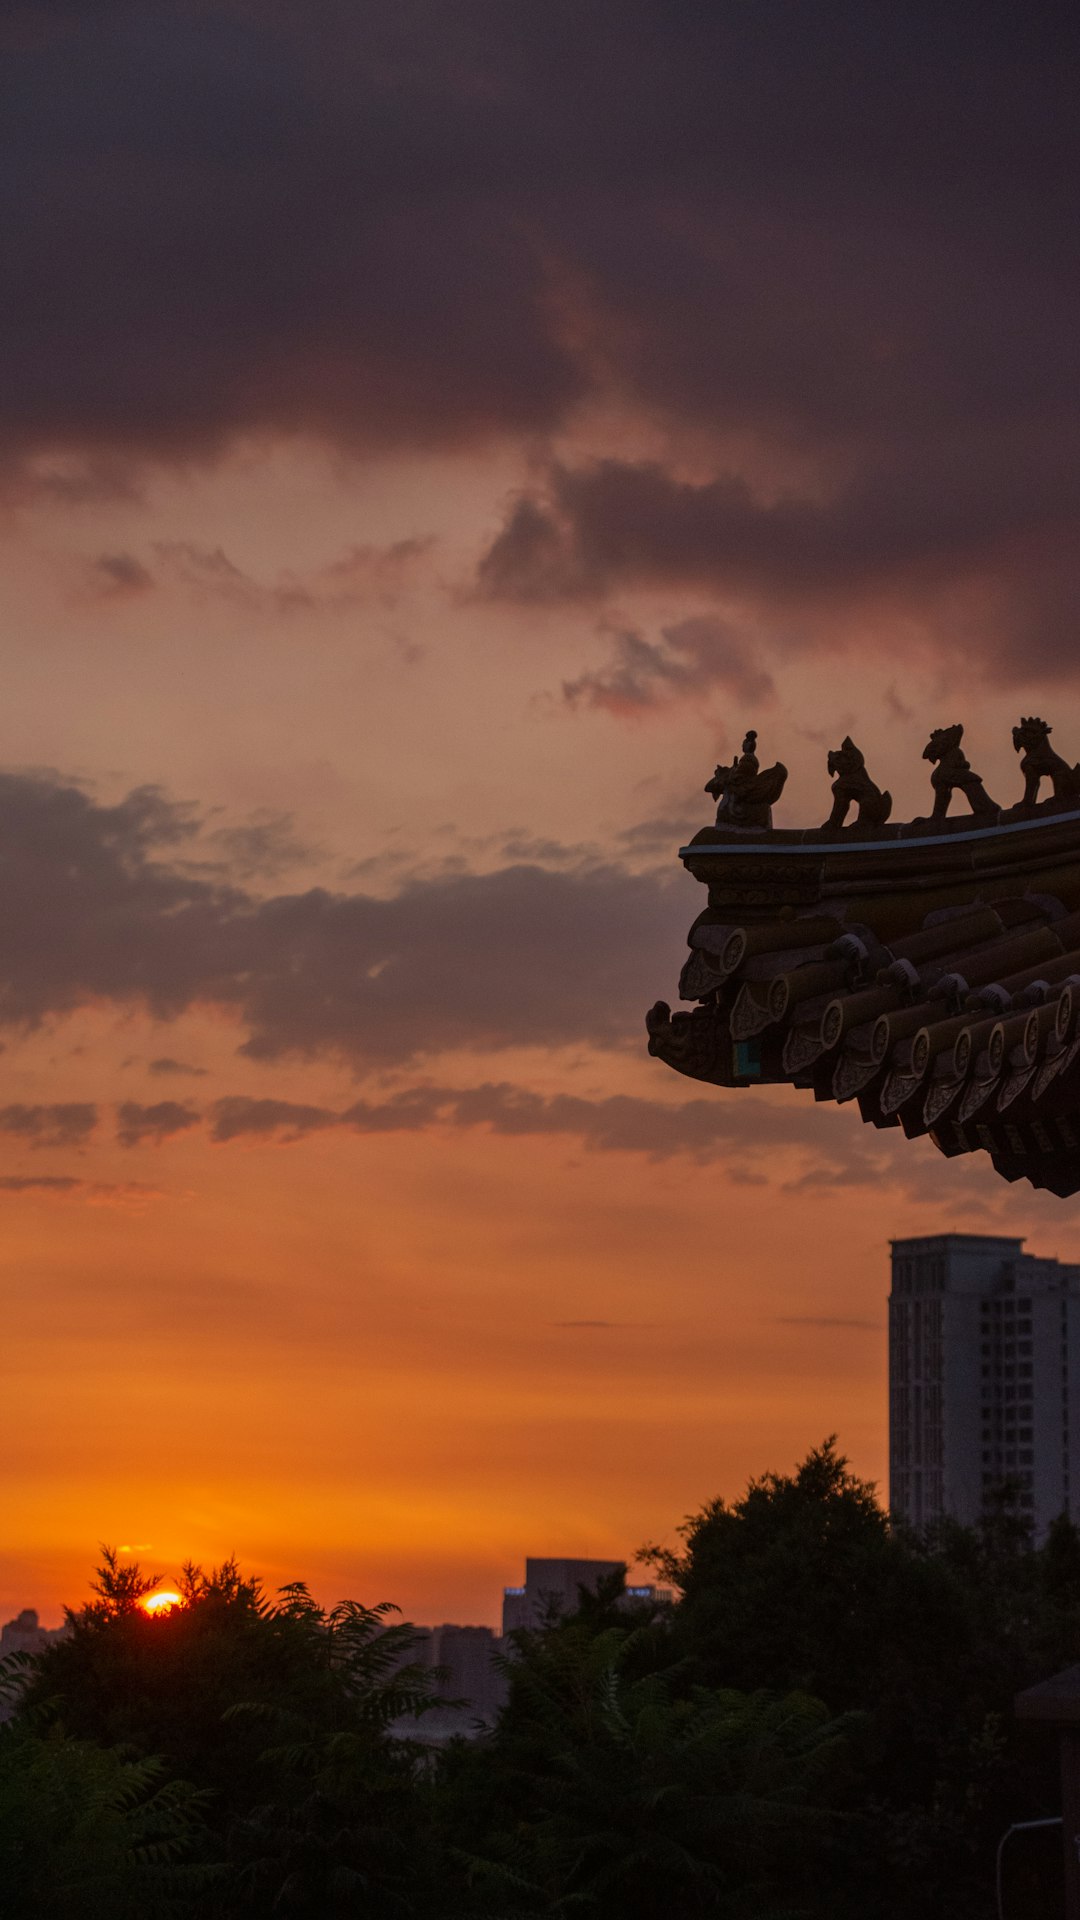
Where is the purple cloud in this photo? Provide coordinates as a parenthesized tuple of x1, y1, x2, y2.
(115, 1101, 202, 1147)
(0, 1103, 97, 1148)
(1, 7, 1073, 678)
(0, 771, 684, 1066)
(563, 616, 775, 716)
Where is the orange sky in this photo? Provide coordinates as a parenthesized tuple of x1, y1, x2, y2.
(3, 4, 1079, 1628)
(2, 446, 1078, 1627)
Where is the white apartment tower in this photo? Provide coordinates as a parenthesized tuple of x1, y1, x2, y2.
(889, 1234, 1080, 1537)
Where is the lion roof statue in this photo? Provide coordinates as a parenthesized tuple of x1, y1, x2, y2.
(923, 723, 999, 823)
(1012, 716, 1080, 808)
(823, 736, 892, 830)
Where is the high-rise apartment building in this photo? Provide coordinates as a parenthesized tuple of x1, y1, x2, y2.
(889, 1233, 1080, 1536)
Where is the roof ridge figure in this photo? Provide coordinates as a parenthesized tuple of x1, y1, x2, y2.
(695, 717, 1080, 841)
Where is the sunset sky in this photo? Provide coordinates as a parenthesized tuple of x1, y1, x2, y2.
(3, 2, 1080, 1628)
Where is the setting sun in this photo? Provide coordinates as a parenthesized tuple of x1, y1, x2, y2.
(141, 1590, 183, 1616)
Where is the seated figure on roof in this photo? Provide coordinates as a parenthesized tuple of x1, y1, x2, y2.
(823, 736, 892, 830)
(705, 730, 788, 830)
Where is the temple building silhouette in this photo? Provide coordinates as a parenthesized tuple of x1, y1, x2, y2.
(648, 720, 1080, 1196)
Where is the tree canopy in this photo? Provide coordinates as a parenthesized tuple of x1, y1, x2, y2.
(3, 1445, 1073, 1916)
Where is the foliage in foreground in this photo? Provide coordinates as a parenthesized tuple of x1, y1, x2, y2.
(438, 1618, 857, 1918)
(2, 1442, 1075, 1916)
(0, 1717, 213, 1918)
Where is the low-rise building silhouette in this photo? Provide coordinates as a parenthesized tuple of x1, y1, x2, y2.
(502, 1557, 621, 1633)
(1, 1608, 67, 1658)
(501, 1557, 671, 1633)
(406, 1623, 507, 1739)
(0, 1608, 69, 1723)
(399, 1559, 672, 1741)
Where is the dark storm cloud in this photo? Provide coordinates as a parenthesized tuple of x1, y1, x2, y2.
(0, 770, 683, 1065)
(207, 1098, 342, 1144)
(137, 538, 431, 618)
(0, 1174, 81, 1192)
(199, 813, 316, 883)
(479, 447, 1080, 615)
(0, 765, 968, 1196)
(2, 4, 1076, 679)
(563, 616, 775, 716)
(154, 1076, 974, 1203)
(92, 551, 154, 594)
(231, 859, 681, 1064)
(0, 1173, 163, 1205)
(616, 817, 696, 856)
(115, 1100, 202, 1146)
(205, 1083, 827, 1157)
(2, 2, 585, 464)
(0, 1103, 98, 1147)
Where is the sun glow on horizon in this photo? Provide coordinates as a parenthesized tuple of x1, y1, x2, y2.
(141, 1589, 183, 1615)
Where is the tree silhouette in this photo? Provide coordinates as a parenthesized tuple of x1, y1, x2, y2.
(19, 1556, 441, 1916)
(8, 1456, 1079, 1917)
(439, 1608, 857, 1917)
(0, 1719, 214, 1917)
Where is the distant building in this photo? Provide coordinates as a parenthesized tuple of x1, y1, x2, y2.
(0, 1608, 67, 1658)
(394, 1623, 509, 1741)
(0, 1608, 69, 1724)
(889, 1233, 1080, 1536)
(386, 1621, 507, 1743)
(502, 1558, 671, 1635)
(392, 1560, 673, 1743)
(435, 1624, 504, 1718)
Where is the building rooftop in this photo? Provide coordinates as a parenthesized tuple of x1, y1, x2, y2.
(648, 732, 1080, 1196)
(890, 1234, 1025, 1250)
